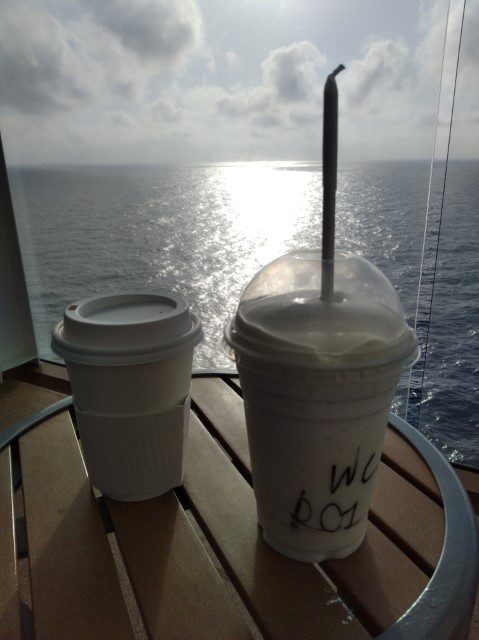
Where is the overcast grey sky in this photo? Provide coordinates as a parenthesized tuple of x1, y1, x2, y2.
(0, 0, 477, 164)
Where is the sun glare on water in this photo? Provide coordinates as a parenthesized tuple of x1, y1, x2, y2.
(217, 162, 321, 266)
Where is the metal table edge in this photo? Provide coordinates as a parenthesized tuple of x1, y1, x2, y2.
(377, 413, 479, 640)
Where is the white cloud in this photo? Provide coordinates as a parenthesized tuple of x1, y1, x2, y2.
(262, 41, 327, 103)
(107, 111, 137, 128)
(343, 39, 411, 107)
(149, 98, 182, 122)
(251, 113, 281, 128)
(68, 17, 151, 103)
(205, 53, 217, 74)
(0, 0, 203, 118)
(215, 41, 326, 129)
(417, 0, 479, 95)
(225, 51, 240, 70)
(0, 6, 91, 114)
(289, 110, 319, 126)
(459, 0, 479, 83)
(1, 0, 476, 162)
(217, 88, 271, 117)
(82, 0, 202, 64)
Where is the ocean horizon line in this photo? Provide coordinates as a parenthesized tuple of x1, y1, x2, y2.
(8, 157, 479, 170)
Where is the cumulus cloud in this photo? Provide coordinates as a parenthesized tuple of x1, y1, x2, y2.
(344, 39, 411, 107)
(411, 1, 479, 157)
(1, 0, 476, 163)
(418, 0, 479, 94)
(149, 98, 182, 122)
(0, 6, 91, 114)
(459, 0, 479, 81)
(0, 0, 203, 117)
(262, 41, 326, 102)
(251, 113, 281, 128)
(215, 40, 326, 129)
(216, 89, 270, 118)
(225, 51, 240, 70)
(82, 0, 202, 64)
(68, 17, 152, 103)
(205, 52, 217, 74)
(289, 110, 319, 126)
(107, 111, 137, 128)
(216, 95, 247, 118)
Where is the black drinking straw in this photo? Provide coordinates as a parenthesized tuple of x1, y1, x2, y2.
(321, 64, 345, 301)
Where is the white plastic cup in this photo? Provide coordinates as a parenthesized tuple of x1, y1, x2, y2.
(223, 251, 419, 562)
(238, 356, 403, 562)
(52, 292, 202, 501)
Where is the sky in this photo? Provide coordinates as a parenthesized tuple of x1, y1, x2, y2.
(0, 0, 477, 164)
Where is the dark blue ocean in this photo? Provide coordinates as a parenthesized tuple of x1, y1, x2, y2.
(8, 160, 479, 467)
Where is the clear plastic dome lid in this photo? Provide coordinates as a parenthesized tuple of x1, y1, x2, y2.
(223, 250, 419, 368)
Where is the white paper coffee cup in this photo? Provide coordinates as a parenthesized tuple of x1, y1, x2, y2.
(52, 292, 202, 501)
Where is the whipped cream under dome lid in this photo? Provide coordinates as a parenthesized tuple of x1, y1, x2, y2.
(223, 250, 419, 369)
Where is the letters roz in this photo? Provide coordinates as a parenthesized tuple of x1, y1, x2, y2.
(291, 448, 379, 534)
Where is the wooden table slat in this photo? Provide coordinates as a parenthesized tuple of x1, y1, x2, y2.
(107, 491, 254, 640)
(0, 379, 65, 427)
(455, 467, 479, 498)
(0, 448, 21, 640)
(184, 412, 371, 640)
(19, 411, 136, 640)
(372, 463, 444, 574)
(227, 376, 241, 392)
(192, 377, 251, 472)
(323, 523, 429, 636)
(382, 428, 442, 502)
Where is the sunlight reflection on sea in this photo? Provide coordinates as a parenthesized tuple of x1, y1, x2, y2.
(9, 160, 478, 466)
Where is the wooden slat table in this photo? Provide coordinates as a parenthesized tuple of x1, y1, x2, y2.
(0, 373, 477, 640)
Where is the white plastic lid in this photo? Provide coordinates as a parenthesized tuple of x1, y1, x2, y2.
(223, 250, 418, 368)
(52, 292, 203, 365)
